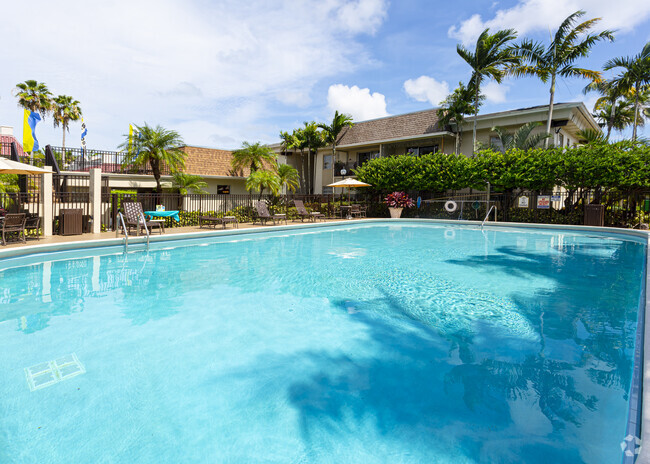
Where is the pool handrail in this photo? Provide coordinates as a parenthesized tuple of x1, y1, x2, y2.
(481, 205, 497, 229)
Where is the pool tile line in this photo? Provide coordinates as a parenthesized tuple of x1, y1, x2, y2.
(25, 353, 85, 392)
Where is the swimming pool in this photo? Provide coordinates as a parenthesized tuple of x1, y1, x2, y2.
(0, 222, 646, 463)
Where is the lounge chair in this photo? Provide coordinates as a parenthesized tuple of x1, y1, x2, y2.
(293, 200, 325, 222)
(199, 215, 239, 229)
(254, 201, 287, 225)
(122, 202, 164, 235)
(2, 213, 26, 245)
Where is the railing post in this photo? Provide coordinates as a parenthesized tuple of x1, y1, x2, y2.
(89, 168, 102, 234)
(41, 166, 53, 236)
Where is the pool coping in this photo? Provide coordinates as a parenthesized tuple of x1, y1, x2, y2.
(2, 217, 650, 461)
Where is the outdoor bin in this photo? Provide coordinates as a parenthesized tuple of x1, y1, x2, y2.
(60, 209, 83, 236)
(584, 204, 605, 227)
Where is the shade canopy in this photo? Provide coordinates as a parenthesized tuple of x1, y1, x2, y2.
(0, 158, 48, 175)
(326, 178, 371, 188)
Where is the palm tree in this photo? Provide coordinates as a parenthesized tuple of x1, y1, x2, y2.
(231, 141, 277, 175)
(584, 78, 630, 140)
(457, 28, 520, 154)
(512, 11, 614, 146)
(276, 163, 300, 193)
(604, 42, 650, 140)
(486, 122, 551, 152)
(318, 111, 353, 178)
(592, 100, 637, 137)
(118, 124, 186, 193)
(302, 122, 326, 194)
(172, 172, 207, 194)
(576, 128, 608, 145)
(437, 82, 477, 154)
(13, 80, 52, 117)
(280, 129, 306, 192)
(52, 95, 82, 152)
(246, 170, 280, 200)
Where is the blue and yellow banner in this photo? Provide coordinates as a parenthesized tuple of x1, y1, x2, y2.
(22, 109, 41, 152)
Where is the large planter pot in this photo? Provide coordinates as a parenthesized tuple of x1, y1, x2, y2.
(389, 207, 403, 218)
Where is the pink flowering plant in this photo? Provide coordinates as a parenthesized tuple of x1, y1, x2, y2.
(384, 191, 414, 208)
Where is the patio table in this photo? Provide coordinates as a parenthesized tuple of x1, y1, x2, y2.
(144, 210, 181, 222)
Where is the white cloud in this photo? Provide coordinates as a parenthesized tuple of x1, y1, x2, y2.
(403, 76, 450, 106)
(448, 0, 650, 45)
(482, 81, 509, 103)
(0, 0, 389, 149)
(327, 84, 389, 121)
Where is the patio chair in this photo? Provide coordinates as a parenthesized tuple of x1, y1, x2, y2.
(254, 201, 287, 225)
(199, 215, 239, 229)
(2, 213, 26, 245)
(293, 200, 326, 222)
(350, 204, 366, 218)
(25, 214, 41, 240)
(122, 202, 164, 235)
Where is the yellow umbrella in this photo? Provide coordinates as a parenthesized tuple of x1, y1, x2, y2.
(0, 157, 48, 175)
(326, 178, 372, 208)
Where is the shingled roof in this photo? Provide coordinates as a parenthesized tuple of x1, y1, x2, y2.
(181, 146, 244, 177)
(337, 108, 444, 146)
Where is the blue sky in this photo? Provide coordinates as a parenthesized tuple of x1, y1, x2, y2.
(1, 0, 649, 151)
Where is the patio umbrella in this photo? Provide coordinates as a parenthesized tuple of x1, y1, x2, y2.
(326, 178, 372, 206)
(0, 158, 48, 175)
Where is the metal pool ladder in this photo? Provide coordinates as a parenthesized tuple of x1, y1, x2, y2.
(116, 212, 150, 251)
(481, 205, 497, 229)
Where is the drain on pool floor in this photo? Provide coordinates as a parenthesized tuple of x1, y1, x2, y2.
(25, 353, 85, 392)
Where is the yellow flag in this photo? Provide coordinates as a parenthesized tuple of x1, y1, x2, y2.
(128, 124, 134, 151)
(23, 109, 35, 152)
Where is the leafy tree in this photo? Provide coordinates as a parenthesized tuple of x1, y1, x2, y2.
(52, 95, 82, 152)
(437, 82, 476, 154)
(246, 170, 280, 200)
(231, 141, 277, 175)
(483, 122, 550, 152)
(172, 172, 207, 194)
(276, 163, 300, 193)
(457, 28, 520, 153)
(604, 42, 650, 140)
(13, 80, 52, 117)
(512, 11, 614, 146)
(318, 110, 353, 169)
(118, 124, 186, 193)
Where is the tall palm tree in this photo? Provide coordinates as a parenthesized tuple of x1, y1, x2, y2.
(318, 111, 353, 167)
(592, 100, 637, 136)
(457, 28, 520, 154)
(487, 122, 550, 152)
(512, 11, 614, 146)
(280, 129, 306, 193)
(604, 42, 650, 140)
(246, 170, 280, 200)
(584, 78, 630, 140)
(437, 82, 477, 154)
(302, 122, 326, 194)
(118, 124, 186, 193)
(52, 95, 82, 152)
(276, 163, 300, 193)
(231, 141, 277, 175)
(13, 80, 52, 117)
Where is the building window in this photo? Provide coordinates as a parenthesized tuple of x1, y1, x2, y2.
(406, 147, 419, 156)
(558, 133, 564, 147)
(490, 136, 504, 151)
(323, 155, 332, 170)
(322, 187, 333, 194)
(358, 151, 379, 166)
(419, 145, 438, 155)
(217, 185, 230, 194)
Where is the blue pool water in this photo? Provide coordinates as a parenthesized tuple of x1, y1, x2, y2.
(0, 222, 646, 463)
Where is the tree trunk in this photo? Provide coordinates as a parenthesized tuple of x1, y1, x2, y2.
(632, 80, 640, 141)
(152, 159, 162, 193)
(606, 98, 616, 141)
(455, 130, 460, 154)
(62, 123, 66, 153)
(544, 74, 556, 148)
(472, 78, 480, 155)
(299, 149, 306, 194)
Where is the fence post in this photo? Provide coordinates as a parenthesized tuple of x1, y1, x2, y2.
(41, 166, 53, 237)
(89, 168, 102, 234)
